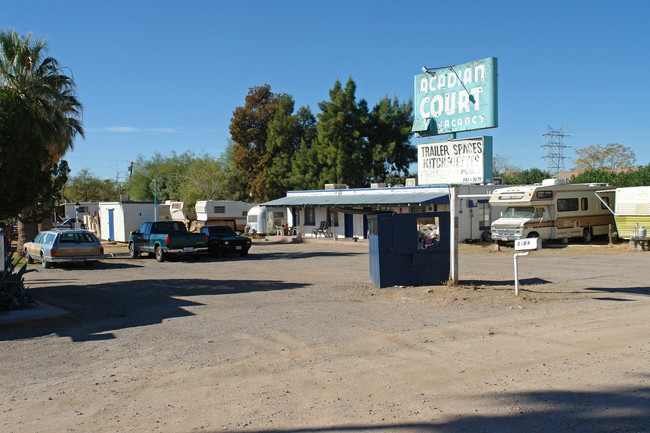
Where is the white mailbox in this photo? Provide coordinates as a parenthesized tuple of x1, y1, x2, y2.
(514, 237, 541, 251)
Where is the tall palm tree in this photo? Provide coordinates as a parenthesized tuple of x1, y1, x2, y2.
(0, 29, 84, 248)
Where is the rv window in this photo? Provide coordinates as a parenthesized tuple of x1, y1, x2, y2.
(601, 197, 610, 209)
(537, 191, 553, 199)
(503, 207, 534, 218)
(534, 208, 545, 218)
(213, 206, 226, 214)
(305, 208, 315, 225)
(557, 198, 578, 212)
(581, 197, 588, 211)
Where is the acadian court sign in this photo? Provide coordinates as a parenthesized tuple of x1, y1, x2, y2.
(413, 57, 498, 136)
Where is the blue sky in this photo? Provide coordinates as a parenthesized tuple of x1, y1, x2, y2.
(3, 0, 649, 181)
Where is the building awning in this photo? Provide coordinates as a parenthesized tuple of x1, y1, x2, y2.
(263, 191, 449, 207)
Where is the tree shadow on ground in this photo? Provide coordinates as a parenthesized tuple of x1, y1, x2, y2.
(460, 278, 551, 287)
(219, 385, 650, 433)
(2, 277, 307, 342)
(201, 251, 365, 262)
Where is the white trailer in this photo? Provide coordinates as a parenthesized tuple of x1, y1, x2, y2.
(612, 186, 650, 239)
(246, 205, 292, 235)
(195, 200, 256, 231)
(98, 201, 171, 242)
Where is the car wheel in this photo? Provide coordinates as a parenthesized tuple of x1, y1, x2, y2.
(24, 250, 33, 264)
(155, 245, 166, 262)
(128, 242, 139, 258)
(216, 248, 223, 258)
(41, 255, 50, 269)
(240, 250, 249, 257)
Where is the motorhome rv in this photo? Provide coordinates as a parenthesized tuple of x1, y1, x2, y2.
(489, 179, 615, 243)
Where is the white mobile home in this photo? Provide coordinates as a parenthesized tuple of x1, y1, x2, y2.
(98, 201, 171, 242)
(195, 200, 257, 231)
(261, 184, 505, 241)
(612, 186, 650, 239)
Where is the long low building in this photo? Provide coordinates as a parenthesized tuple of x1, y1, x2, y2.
(262, 184, 506, 242)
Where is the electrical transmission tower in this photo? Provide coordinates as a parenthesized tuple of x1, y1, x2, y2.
(541, 125, 570, 174)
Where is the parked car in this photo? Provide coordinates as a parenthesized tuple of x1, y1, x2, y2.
(200, 225, 252, 257)
(24, 229, 105, 268)
(128, 221, 208, 262)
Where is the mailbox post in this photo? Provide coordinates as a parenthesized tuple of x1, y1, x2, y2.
(513, 237, 541, 295)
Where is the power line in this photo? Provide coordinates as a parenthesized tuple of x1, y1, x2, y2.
(541, 125, 570, 174)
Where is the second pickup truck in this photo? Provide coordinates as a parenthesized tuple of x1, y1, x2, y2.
(129, 221, 208, 262)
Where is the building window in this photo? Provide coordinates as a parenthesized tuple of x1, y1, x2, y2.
(332, 211, 339, 227)
(305, 208, 315, 225)
(557, 198, 578, 212)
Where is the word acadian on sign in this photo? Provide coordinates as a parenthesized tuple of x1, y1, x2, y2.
(418, 136, 493, 185)
(413, 57, 498, 136)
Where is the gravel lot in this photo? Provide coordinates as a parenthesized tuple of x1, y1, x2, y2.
(1, 239, 649, 432)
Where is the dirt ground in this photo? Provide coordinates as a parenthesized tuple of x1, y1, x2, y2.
(1, 239, 649, 433)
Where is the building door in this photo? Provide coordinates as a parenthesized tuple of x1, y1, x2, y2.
(344, 213, 353, 238)
(108, 209, 115, 241)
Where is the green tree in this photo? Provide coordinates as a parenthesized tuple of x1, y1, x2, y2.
(266, 97, 317, 197)
(63, 169, 123, 202)
(229, 84, 282, 201)
(365, 95, 415, 182)
(0, 88, 50, 219)
(313, 77, 367, 187)
(290, 78, 415, 190)
(573, 143, 636, 170)
(502, 168, 550, 185)
(0, 29, 83, 248)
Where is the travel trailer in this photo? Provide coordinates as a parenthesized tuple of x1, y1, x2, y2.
(246, 205, 292, 235)
(195, 200, 256, 231)
(608, 186, 650, 239)
(489, 179, 615, 243)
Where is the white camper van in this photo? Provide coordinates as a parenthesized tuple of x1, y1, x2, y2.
(195, 200, 256, 231)
(490, 179, 615, 243)
(246, 205, 291, 235)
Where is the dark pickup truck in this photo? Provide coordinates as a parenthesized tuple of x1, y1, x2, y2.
(129, 221, 208, 262)
(200, 225, 251, 257)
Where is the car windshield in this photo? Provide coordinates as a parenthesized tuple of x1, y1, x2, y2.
(502, 207, 535, 218)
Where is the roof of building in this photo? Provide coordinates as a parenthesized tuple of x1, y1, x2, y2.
(263, 187, 449, 207)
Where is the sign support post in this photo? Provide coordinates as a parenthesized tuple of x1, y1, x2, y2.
(513, 237, 541, 295)
(449, 185, 458, 286)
